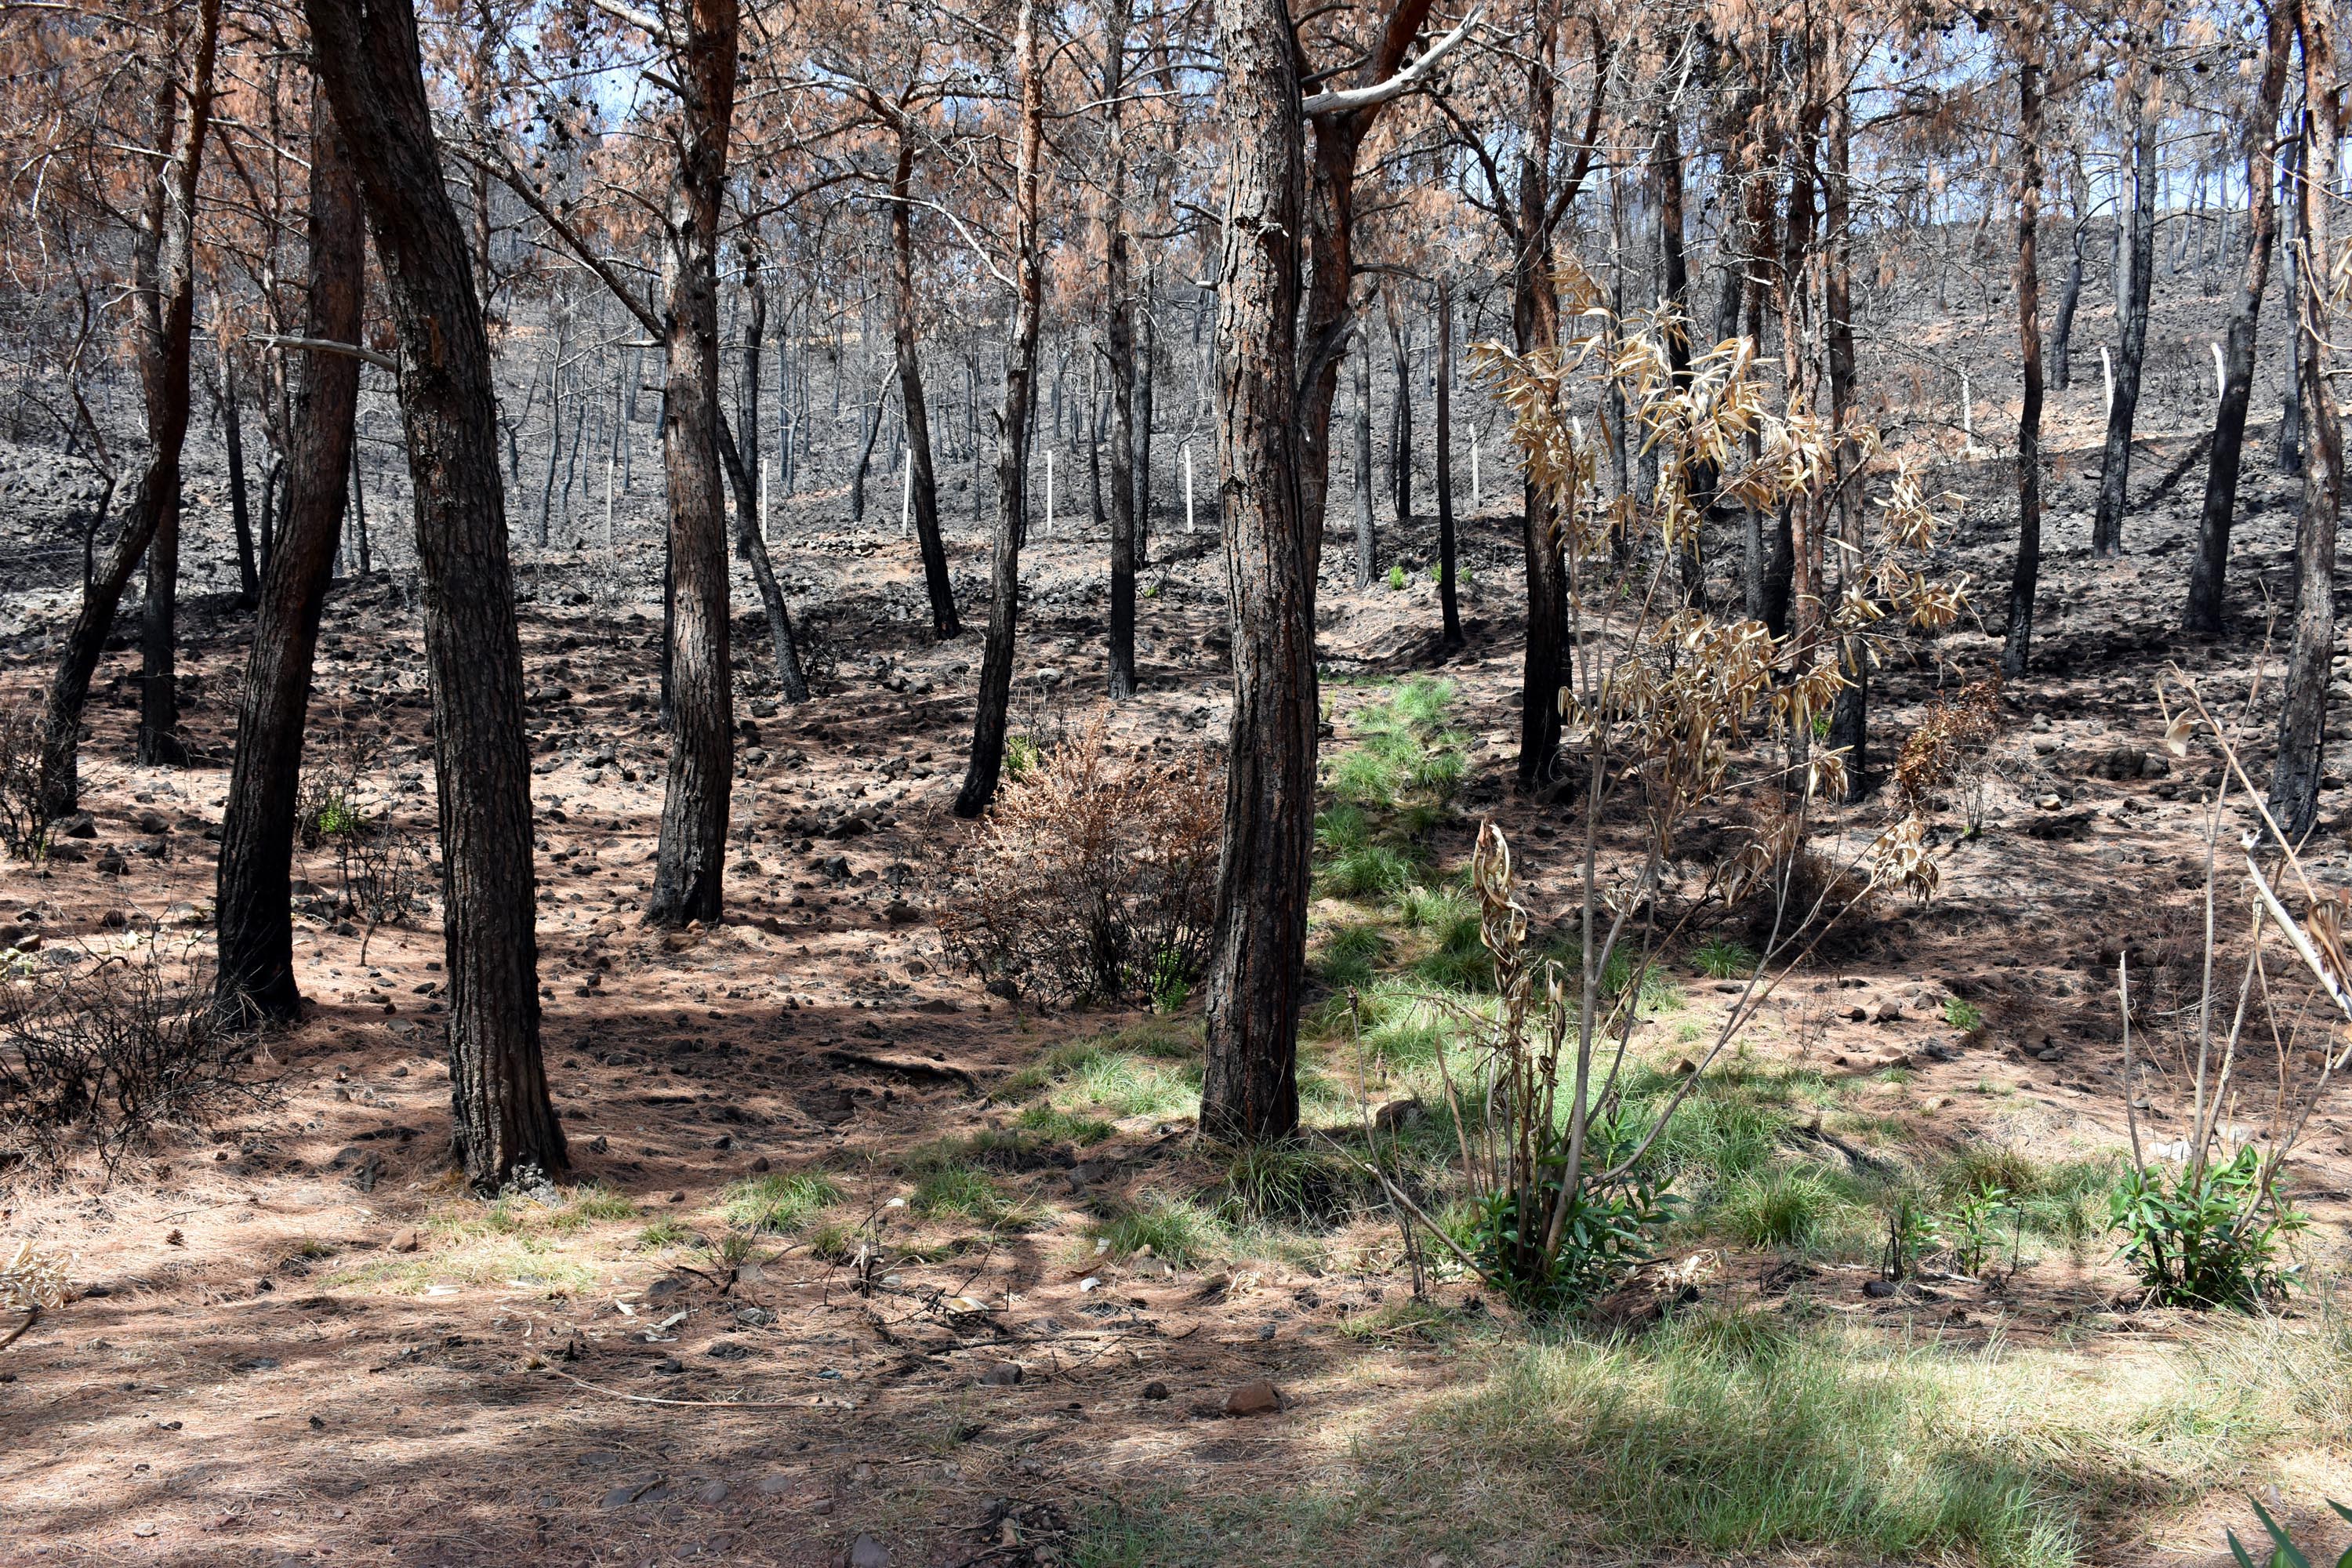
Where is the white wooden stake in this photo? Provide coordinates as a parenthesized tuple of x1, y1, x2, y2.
(1045, 451, 1055, 538)
(900, 450, 911, 542)
(604, 446, 618, 550)
(2212, 341, 2227, 405)
(758, 457, 770, 547)
(1181, 442, 1195, 534)
(2102, 347, 2114, 419)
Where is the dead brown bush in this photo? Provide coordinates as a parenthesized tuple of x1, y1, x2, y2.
(0, 930, 260, 1177)
(940, 720, 1221, 1008)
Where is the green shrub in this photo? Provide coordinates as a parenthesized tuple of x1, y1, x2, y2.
(2226, 1496, 2352, 1568)
(1388, 563, 1408, 590)
(2111, 1145, 2302, 1309)
(1945, 996, 1985, 1033)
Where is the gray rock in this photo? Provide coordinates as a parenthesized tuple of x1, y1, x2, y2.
(848, 1534, 890, 1568)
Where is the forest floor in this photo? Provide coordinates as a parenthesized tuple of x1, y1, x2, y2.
(5, 321, 2352, 1567)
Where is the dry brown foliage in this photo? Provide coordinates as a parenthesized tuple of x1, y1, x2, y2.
(939, 720, 1221, 1008)
(1892, 677, 2004, 822)
(0, 931, 259, 1177)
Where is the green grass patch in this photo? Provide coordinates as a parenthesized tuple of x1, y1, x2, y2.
(721, 1171, 839, 1234)
(1091, 1192, 1225, 1264)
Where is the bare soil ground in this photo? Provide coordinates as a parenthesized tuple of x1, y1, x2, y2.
(5, 280, 2352, 1568)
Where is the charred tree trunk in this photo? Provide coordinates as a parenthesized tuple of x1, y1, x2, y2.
(646, 0, 742, 928)
(216, 343, 259, 607)
(2185, 0, 2292, 637)
(1822, 89, 1867, 776)
(40, 0, 220, 814)
(1514, 14, 1566, 790)
(2092, 88, 2159, 557)
(1352, 335, 1377, 586)
(2049, 218, 2085, 391)
(1103, 0, 1140, 699)
(1199, 0, 1310, 1144)
(954, 0, 1044, 819)
(1657, 105, 1704, 604)
(2272, 17, 2343, 840)
(1385, 281, 1413, 537)
(720, 263, 811, 702)
(1435, 275, 1461, 647)
(890, 122, 959, 639)
(304, 0, 562, 1189)
(2003, 51, 2047, 679)
(215, 103, 362, 1026)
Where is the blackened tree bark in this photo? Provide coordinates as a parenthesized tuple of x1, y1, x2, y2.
(2272, 14, 2343, 840)
(717, 259, 811, 702)
(1199, 0, 1310, 1144)
(1102, 0, 1140, 699)
(1435, 274, 1461, 647)
(2004, 47, 2047, 678)
(215, 104, 362, 1026)
(2280, 137, 2306, 474)
(2091, 82, 2158, 557)
(39, 0, 220, 814)
(716, 414, 810, 704)
(1352, 336, 1377, 586)
(303, 0, 563, 1189)
(646, 0, 742, 927)
(2049, 205, 2085, 390)
(1657, 102, 1704, 604)
(1822, 87, 1868, 773)
(1384, 281, 1413, 535)
(888, 118, 960, 639)
(2185, 0, 2292, 636)
(953, 0, 1044, 819)
(212, 339, 259, 607)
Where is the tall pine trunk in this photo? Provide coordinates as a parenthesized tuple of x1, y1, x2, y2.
(1199, 0, 1311, 1143)
(42, 0, 220, 812)
(890, 123, 959, 639)
(304, 0, 562, 1189)
(1103, 0, 1140, 699)
(2272, 16, 2343, 839)
(646, 0, 741, 927)
(954, 0, 1044, 819)
(2091, 87, 2159, 557)
(2184, 0, 2292, 636)
(1435, 275, 1461, 646)
(215, 102, 362, 1025)
(2004, 51, 2047, 678)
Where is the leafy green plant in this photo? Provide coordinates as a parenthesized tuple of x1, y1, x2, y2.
(1149, 946, 1191, 1014)
(1387, 563, 1407, 590)
(1882, 1189, 1944, 1281)
(1944, 996, 1984, 1033)
(2111, 1145, 2302, 1309)
(1457, 1105, 1675, 1313)
(1004, 735, 1040, 779)
(1945, 1182, 2009, 1276)
(2227, 1496, 2352, 1568)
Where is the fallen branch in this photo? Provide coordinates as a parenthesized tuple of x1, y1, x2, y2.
(823, 1048, 983, 1092)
